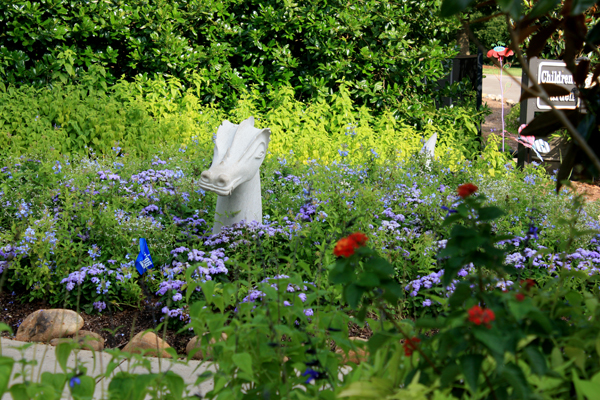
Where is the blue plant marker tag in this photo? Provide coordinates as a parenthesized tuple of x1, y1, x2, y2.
(135, 238, 154, 275)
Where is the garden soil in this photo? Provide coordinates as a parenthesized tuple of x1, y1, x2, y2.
(1, 106, 600, 355)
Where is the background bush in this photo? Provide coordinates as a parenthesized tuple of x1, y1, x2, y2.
(0, 76, 486, 161)
(0, 0, 463, 114)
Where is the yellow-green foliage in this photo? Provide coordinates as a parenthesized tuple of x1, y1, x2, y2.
(1, 75, 485, 166)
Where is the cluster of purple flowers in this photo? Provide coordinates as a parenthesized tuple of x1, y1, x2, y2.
(240, 275, 314, 318)
(61, 263, 114, 293)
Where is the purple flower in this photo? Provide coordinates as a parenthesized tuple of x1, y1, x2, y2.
(69, 377, 81, 387)
(302, 368, 321, 384)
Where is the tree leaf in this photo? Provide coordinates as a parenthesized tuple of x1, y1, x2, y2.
(497, 0, 524, 19)
(520, 110, 582, 138)
(587, 22, 600, 45)
(518, 24, 541, 44)
(575, 59, 590, 86)
(460, 354, 484, 393)
(440, 0, 476, 17)
(528, 0, 561, 19)
(527, 19, 560, 59)
(564, 15, 587, 65)
(571, 0, 598, 15)
(520, 83, 571, 102)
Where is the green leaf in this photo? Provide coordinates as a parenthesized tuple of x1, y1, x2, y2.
(70, 375, 95, 400)
(199, 280, 215, 305)
(232, 352, 254, 378)
(573, 369, 600, 399)
(0, 323, 12, 334)
(415, 317, 444, 329)
(460, 354, 484, 393)
(369, 257, 395, 278)
(524, 346, 547, 376)
(478, 206, 504, 222)
(344, 283, 364, 310)
(528, 0, 561, 18)
(0, 363, 13, 395)
(440, 362, 461, 388)
(587, 22, 600, 44)
(108, 373, 134, 400)
(41, 372, 67, 395)
(356, 272, 380, 288)
(497, 0, 524, 18)
(367, 331, 394, 353)
(564, 347, 586, 371)
(502, 362, 531, 398)
(56, 342, 72, 372)
(449, 281, 472, 308)
(164, 371, 184, 399)
(9, 384, 28, 400)
(440, 0, 476, 18)
(473, 329, 504, 355)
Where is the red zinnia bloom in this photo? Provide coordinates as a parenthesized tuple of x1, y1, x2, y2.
(333, 237, 358, 257)
(468, 305, 495, 328)
(520, 279, 536, 291)
(403, 337, 421, 356)
(457, 183, 478, 198)
(348, 232, 368, 247)
(333, 232, 368, 257)
(515, 293, 525, 302)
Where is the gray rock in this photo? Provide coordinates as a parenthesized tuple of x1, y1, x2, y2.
(15, 309, 84, 342)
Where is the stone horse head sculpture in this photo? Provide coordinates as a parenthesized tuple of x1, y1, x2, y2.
(199, 117, 271, 234)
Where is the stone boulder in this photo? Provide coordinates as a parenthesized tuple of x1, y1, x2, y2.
(335, 337, 369, 364)
(122, 332, 172, 358)
(50, 330, 105, 351)
(186, 333, 228, 360)
(15, 309, 84, 342)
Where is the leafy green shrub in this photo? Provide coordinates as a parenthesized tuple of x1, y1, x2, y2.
(0, 78, 485, 162)
(0, 0, 464, 113)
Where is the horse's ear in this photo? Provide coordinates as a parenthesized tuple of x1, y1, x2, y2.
(260, 128, 271, 142)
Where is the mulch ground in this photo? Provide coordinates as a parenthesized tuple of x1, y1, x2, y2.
(0, 291, 194, 354)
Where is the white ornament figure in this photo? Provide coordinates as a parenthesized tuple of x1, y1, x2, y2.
(419, 132, 437, 166)
(199, 117, 271, 234)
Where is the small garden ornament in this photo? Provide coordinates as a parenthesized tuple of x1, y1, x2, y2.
(487, 44, 514, 153)
(199, 117, 271, 234)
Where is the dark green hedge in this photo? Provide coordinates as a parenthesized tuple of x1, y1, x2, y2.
(0, 0, 461, 111)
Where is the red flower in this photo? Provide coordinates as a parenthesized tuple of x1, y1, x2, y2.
(520, 279, 536, 291)
(468, 305, 495, 328)
(403, 337, 421, 356)
(333, 232, 369, 257)
(348, 232, 368, 247)
(457, 183, 478, 198)
(515, 293, 525, 302)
